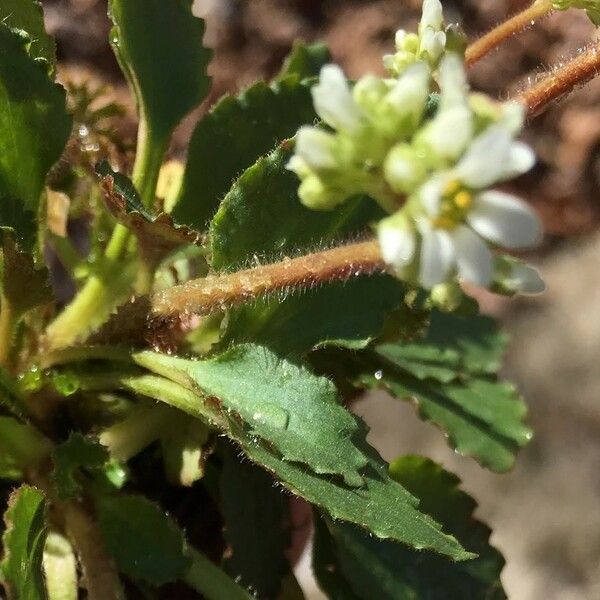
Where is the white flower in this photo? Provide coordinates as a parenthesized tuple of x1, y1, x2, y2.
(420, 0, 444, 32)
(379, 124, 542, 289)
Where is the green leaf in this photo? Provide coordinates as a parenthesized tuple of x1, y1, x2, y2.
(1, 485, 47, 600)
(221, 275, 406, 356)
(173, 43, 329, 231)
(134, 345, 369, 487)
(0, 367, 26, 419)
(0, 24, 71, 232)
(356, 344, 532, 472)
(1, 231, 52, 318)
(0, 417, 52, 479)
(315, 456, 506, 600)
(108, 0, 211, 146)
(96, 493, 190, 586)
(51, 433, 109, 500)
(210, 143, 383, 271)
(0, 0, 56, 66)
(220, 443, 289, 598)
(278, 42, 330, 80)
(238, 432, 473, 561)
(0, 197, 36, 252)
(82, 368, 471, 561)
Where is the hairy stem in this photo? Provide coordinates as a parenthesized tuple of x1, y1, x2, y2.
(150, 239, 385, 318)
(0, 296, 15, 368)
(516, 40, 600, 116)
(465, 0, 554, 67)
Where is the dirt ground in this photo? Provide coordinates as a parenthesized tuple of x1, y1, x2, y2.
(41, 1, 600, 598)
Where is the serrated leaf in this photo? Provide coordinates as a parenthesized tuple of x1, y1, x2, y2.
(96, 162, 201, 267)
(1, 485, 47, 600)
(356, 344, 531, 472)
(316, 456, 505, 600)
(238, 431, 472, 561)
(51, 433, 108, 500)
(278, 42, 330, 80)
(221, 275, 406, 356)
(210, 143, 383, 271)
(174, 41, 329, 231)
(220, 443, 289, 598)
(1, 0, 56, 67)
(0, 197, 36, 252)
(134, 345, 369, 487)
(83, 367, 471, 560)
(96, 493, 190, 586)
(108, 0, 211, 146)
(0, 24, 71, 234)
(1, 231, 52, 318)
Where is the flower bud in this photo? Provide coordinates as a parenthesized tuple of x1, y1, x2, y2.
(384, 145, 428, 194)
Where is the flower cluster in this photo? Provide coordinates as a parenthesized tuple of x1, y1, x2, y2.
(383, 0, 466, 77)
(289, 0, 544, 298)
(553, 0, 600, 25)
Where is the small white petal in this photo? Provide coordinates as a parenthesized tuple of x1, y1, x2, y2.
(455, 126, 513, 188)
(420, 0, 444, 31)
(452, 225, 494, 287)
(418, 221, 455, 289)
(419, 177, 446, 216)
(378, 219, 416, 271)
(385, 62, 430, 117)
(456, 127, 535, 188)
(422, 105, 474, 160)
(395, 29, 408, 49)
(295, 127, 338, 170)
(438, 54, 469, 109)
(468, 190, 543, 249)
(312, 65, 363, 133)
(507, 264, 546, 295)
(503, 141, 536, 179)
(420, 29, 446, 62)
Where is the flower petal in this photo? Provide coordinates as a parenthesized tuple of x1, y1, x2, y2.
(421, 105, 474, 160)
(507, 263, 546, 295)
(452, 225, 493, 287)
(295, 127, 337, 170)
(468, 190, 543, 249)
(456, 126, 535, 188)
(418, 221, 455, 288)
(418, 177, 446, 216)
(438, 54, 469, 109)
(420, 0, 444, 31)
(378, 217, 416, 272)
(312, 65, 363, 133)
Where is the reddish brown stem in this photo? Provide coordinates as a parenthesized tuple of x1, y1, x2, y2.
(517, 41, 600, 117)
(465, 0, 554, 67)
(150, 240, 384, 317)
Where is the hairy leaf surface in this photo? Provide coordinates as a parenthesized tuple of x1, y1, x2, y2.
(210, 143, 382, 271)
(134, 345, 369, 486)
(1, 485, 47, 600)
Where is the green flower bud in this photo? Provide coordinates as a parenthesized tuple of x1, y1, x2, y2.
(384, 144, 428, 194)
(298, 175, 346, 211)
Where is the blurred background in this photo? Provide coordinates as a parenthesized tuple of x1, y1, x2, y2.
(40, 0, 600, 597)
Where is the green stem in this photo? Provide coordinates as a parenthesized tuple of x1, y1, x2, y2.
(44, 122, 167, 351)
(183, 548, 254, 600)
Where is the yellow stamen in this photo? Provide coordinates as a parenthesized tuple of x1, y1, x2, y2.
(443, 180, 461, 197)
(454, 191, 473, 210)
(433, 216, 455, 229)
